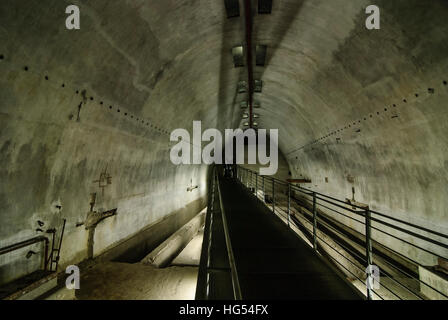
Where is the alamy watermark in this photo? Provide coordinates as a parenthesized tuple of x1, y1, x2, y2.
(170, 121, 278, 175)
(65, 265, 80, 290)
(365, 5, 381, 30)
(65, 5, 80, 30)
(64, 5, 380, 31)
(366, 264, 380, 291)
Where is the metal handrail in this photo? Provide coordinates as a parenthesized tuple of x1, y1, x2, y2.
(216, 172, 243, 300)
(294, 183, 448, 240)
(236, 165, 448, 300)
(0, 236, 49, 271)
(196, 167, 243, 300)
(239, 166, 448, 249)
(195, 167, 216, 300)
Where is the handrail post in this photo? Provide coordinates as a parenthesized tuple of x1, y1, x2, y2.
(287, 183, 291, 227)
(272, 179, 275, 214)
(250, 170, 252, 188)
(312, 192, 317, 250)
(365, 208, 373, 300)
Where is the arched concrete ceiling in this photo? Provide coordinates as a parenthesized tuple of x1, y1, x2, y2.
(251, 0, 448, 237)
(0, 0, 447, 280)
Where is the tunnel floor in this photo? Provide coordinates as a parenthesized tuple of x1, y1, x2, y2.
(72, 262, 198, 300)
(46, 229, 204, 300)
(218, 176, 362, 300)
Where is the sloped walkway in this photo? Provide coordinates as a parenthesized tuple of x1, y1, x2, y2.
(218, 176, 362, 300)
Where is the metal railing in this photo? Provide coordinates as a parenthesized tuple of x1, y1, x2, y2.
(195, 167, 216, 300)
(217, 172, 243, 300)
(0, 236, 49, 272)
(196, 167, 242, 300)
(0, 217, 67, 287)
(236, 165, 448, 300)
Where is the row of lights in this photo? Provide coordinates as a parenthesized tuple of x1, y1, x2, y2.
(229, 36, 270, 128)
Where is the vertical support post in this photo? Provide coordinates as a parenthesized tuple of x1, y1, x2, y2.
(255, 172, 258, 197)
(252, 171, 254, 190)
(365, 208, 373, 300)
(54, 218, 66, 271)
(287, 183, 291, 227)
(250, 170, 252, 188)
(272, 179, 275, 214)
(262, 176, 265, 201)
(312, 192, 317, 250)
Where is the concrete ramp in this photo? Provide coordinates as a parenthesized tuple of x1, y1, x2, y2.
(201, 176, 363, 300)
(141, 209, 206, 268)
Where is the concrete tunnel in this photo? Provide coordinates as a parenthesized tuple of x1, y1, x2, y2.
(0, 0, 448, 302)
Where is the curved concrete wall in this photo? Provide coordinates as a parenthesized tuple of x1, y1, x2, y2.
(0, 0, 215, 284)
(264, 0, 448, 264)
(0, 0, 447, 283)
